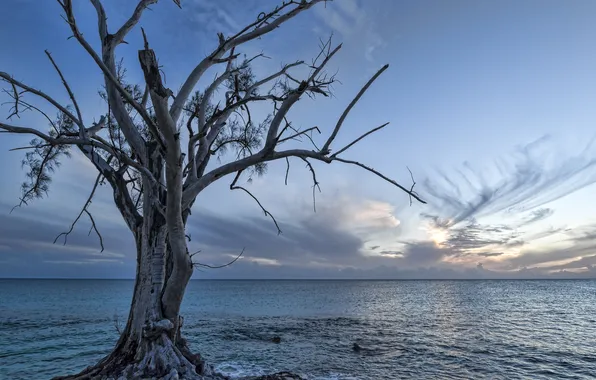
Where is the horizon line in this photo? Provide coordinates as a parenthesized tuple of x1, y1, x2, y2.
(1, 277, 595, 281)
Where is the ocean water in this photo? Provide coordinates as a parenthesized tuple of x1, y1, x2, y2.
(1, 280, 596, 380)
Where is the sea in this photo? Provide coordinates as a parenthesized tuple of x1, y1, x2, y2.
(1, 279, 595, 379)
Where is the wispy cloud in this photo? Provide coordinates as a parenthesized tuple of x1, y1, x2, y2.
(313, 0, 385, 62)
(518, 208, 555, 227)
(423, 136, 596, 227)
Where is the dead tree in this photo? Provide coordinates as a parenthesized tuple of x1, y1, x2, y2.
(0, 0, 424, 379)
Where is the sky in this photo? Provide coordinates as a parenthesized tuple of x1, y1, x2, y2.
(1, 0, 596, 279)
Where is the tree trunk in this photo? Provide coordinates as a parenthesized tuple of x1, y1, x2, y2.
(52, 217, 212, 380)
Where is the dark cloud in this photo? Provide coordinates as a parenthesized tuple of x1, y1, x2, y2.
(422, 136, 596, 226)
(478, 252, 505, 257)
(188, 212, 365, 267)
(0, 203, 136, 278)
(444, 222, 520, 252)
(399, 242, 448, 266)
(2, 198, 596, 279)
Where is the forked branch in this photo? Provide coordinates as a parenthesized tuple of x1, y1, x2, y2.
(182, 54, 426, 210)
(321, 64, 389, 154)
(170, 0, 326, 123)
(53, 172, 105, 251)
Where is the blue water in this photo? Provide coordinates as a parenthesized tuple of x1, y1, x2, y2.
(1, 280, 596, 379)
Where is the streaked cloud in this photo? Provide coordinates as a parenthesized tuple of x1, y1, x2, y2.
(423, 136, 596, 227)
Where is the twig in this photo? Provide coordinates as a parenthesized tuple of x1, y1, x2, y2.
(407, 166, 416, 206)
(284, 157, 290, 185)
(278, 126, 321, 144)
(9, 144, 51, 152)
(333, 157, 426, 204)
(230, 170, 281, 234)
(0, 72, 81, 127)
(193, 247, 245, 269)
(44, 50, 84, 137)
(331, 122, 390, 158)
(85, 209, 104, 249)
(53, 172, 105, 251)
(113, 313, 122, 335)
(5, 82, 21, 119)
(300, 157, 321, 212)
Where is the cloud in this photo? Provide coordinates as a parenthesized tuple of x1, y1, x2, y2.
(0, 205, 135, 276)
(496, 236, 596, 271)
(313, 0, 385, 62)
(178, 0, 243, 37)
(397, 242, 448, 266)
(542, 255, 596, 272)
(423, 136, 596, 226)
(1, 193, 595, 279)
(518, 208, 555, 227)
(478, 252, 505, 257)
(188, 206, 365, 268)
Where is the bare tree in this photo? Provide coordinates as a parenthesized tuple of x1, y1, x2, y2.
(0, 0, 425, 379)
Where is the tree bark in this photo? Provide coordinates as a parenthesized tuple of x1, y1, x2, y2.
(53, 201, 208, 380)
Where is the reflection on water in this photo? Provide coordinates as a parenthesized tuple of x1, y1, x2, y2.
(1, 279, 595, 379)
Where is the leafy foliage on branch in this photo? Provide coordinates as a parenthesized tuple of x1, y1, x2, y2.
(18, 111, 74, 206)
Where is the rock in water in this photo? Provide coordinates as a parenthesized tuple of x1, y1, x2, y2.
(271, 336, 281, 344)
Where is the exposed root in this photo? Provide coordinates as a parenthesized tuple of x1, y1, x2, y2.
(52, 318, 301, 380)
(52, 332, 225, 380)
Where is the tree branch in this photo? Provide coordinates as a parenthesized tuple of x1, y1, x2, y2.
(284, 157, 290, 185)
(112, 0, 158, 45)
(248, 60, 304, 92)
(300, 157, 321, 212)
(169, 0, 325, 123)
(332, 157, 426, 204)
(262, 44, 342, 153)
(330, 122, 389, 158)
(44, 50, 85, 138)
(53, 172, 104, 251)
(61, 0, 164, 155)
(0, 72, 81, 127)
(230, 170, 281, 234)
(278, 126, 321, 145)
(192, 247, 245, 269)
(321, 64, 389, 154)
(0, 122, 162, 190)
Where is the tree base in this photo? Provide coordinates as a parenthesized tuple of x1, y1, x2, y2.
(51, 334, 304, 380)
(52, 333, 226, 380)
